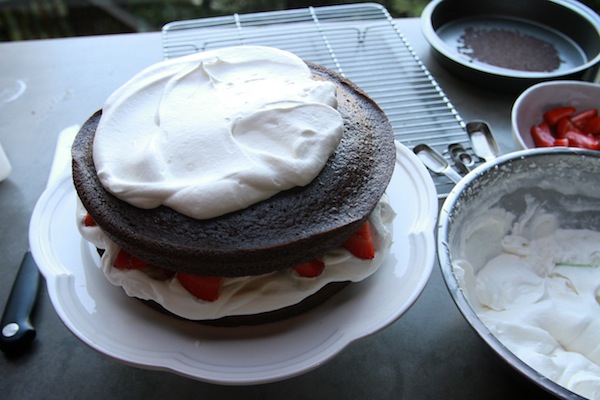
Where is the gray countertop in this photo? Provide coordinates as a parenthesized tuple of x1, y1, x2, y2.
(0, 17, 554, 400)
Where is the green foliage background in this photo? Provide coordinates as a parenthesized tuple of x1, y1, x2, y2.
(121, 0, 600, 31)
(126, 0, 430, 30)
(1, 0, 598, 41)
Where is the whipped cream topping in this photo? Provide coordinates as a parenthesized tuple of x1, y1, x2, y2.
(93, 46, 343, 219)
(454, 204, 600, 399)
(78, 196, 395, 320)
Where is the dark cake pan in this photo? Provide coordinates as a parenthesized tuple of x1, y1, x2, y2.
(421, 0, 600, 92)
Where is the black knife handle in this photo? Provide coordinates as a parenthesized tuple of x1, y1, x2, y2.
(0, 252, 41, 353)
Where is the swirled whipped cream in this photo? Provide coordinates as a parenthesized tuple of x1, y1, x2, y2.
(454, 206, 600, 399)
(78, 196, 395, 320)
(93, 46, 343, 219)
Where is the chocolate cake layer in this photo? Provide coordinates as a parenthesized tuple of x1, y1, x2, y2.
(72, 62, 395, 277)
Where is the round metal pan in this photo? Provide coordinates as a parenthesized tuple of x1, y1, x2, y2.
(421, 0, 600, 92)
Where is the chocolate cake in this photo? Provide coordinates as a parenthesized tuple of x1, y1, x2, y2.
(72, 48, 396, 326)
(72, 62, 396, 277)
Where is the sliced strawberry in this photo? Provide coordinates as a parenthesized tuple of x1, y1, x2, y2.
(570, 108, 598, 130)
(293, 259, 325, 278)
(543, 106, 575, 126)
(584, 116, 600, 135)
(177, 273, 223, 302)
(556, 116, 581, 138)
(531, 123, 555, 147)
(554, 138, 569, 147)
(343, 221, 375, 259)
(114, 249, 153, 270)
(83, 213, 96, 227)
(564, 130, 600, 150)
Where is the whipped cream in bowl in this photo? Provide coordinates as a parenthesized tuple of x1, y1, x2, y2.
(438, 148, 600, 400)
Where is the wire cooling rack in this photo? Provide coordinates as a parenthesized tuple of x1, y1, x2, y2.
(162, 3, 471, 196)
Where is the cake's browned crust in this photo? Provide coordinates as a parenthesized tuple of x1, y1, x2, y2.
(72, 62, 395, 277)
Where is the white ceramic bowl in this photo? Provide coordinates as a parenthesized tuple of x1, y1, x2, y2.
(511, 80, 600, 149)
(438, 148, 600, 399)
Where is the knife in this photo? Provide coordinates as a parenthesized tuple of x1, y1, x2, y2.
(0, 125, 79, 355)
(0, 251, 41, 354)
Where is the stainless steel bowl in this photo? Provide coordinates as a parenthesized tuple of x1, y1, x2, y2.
(437, 148, 600, 399)
(421, 0, 600, 92)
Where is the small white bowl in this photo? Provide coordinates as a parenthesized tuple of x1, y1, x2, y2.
(511, 80, 600, 149)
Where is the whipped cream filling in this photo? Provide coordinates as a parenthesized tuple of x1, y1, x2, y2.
(78, 196, 395, 320)
(93, 46, 343, 219)
(454, 203, 600, 399)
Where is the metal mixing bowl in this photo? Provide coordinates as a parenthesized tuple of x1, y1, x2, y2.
(437, 148, 600, 399)
(421, 0, 600, 92)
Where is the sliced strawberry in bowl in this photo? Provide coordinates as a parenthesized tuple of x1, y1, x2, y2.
(531, 123, 555, 147)
(570, 108, 598, 130)
(564, 131, 600, 150)
(584, 117, 600, 135)
(556, 117, 581, 138)
(543, 106, 575, 126)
